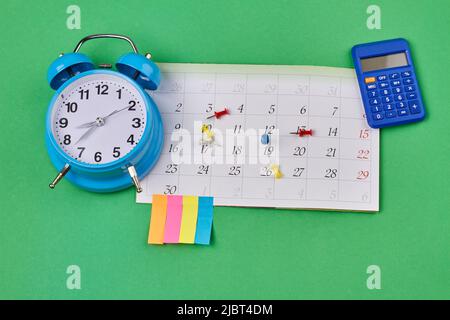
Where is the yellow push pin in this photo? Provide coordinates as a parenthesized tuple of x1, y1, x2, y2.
(201, 124, 209, 133)
(270, 164, 283, 179)
(201, 124, 215, 143)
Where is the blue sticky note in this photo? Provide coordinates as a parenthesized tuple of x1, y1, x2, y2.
(194, 197, 214, 245)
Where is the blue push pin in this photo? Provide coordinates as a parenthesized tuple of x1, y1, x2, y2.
(261, 133, 270, 145)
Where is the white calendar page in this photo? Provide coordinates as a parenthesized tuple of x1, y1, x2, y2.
(137, 63, 379, 212)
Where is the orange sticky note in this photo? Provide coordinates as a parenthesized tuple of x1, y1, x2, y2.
(148, 194, 168, 244)
(179, 196, 199, 244)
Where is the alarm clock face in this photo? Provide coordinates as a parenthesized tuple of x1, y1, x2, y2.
(50, 73, 148, 165)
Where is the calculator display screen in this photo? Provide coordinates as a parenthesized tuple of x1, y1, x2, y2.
(360, 52, 408, 72)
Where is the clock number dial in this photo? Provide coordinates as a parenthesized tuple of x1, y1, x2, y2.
(63, 135, 71, 145)
(128, 100, 137, 111)
(94, 152, 102, 163)
(127, 134, 135, 145)
(132, 118, 141, 128)
(66, 102, 78, 113)
(77, 147, 86, 158)
(79, 89, 89, 100)
(59, 118, 68, 128)
(95, 84, 109, 95)
(113, 147, 121, 158)
(52, 75, 147, 165)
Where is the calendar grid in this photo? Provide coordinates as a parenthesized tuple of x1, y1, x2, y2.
(240, 74, 249, 199)
(210, 72, 218, 196)
(139, 63, 379, 211)
(146, 172, 372, 183)
(272, 74, 280, 200)
(158, 71, 358, 80)
(161, 133, 375, 143)
(160, 111, 367, 122)
(304, 75, 311, 201)
(158, 92, 363, 98)
(338, 77, 342, 201)
(160, 147, 374, 161)
(178, 72, 186, 192)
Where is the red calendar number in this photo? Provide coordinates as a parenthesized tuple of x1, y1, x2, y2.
(359, 129, 370, 139)
(357, 149, 370, 160)
(357, 170, 369, 180)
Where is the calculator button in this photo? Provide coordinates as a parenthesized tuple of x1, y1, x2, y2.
(380, 89, 391, 96)
(379, 82, 389, 89)
(401, 71, 412, 78)
(398, 109, 409, 116)
(371, 106, 382, 113)
(406, 92, 417, 100)
(404, 85, 415, 92)
(382, 96, 393, 103)
(408, 100, 421, 114)
(377, 75, 387, 81)
(384, 103, 395, 111)
(403, 78, 414, 85)
(366, 83, 377, 90)
(391, 80, 401, 87)
(386, 111, 396, 118)
(367, 90, 378, 98)
(390, 73, 400, 79)
(373, 113, 384, 121)
(369, 98, 380, 105)
(392, 87, 403, 94)
(396, 102, 407, 109)
(365, 77, 376, 84)
(394, 94, 406, 101)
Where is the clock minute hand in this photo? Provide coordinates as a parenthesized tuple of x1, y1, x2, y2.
(102, 105, 131, 120)
(76, 107, 122, 129)
(76, 105, 131, 129)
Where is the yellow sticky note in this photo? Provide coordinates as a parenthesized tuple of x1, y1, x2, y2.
(178, 196, 199, 244)
(148, 194, 168, 244)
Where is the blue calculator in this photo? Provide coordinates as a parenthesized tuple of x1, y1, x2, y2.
(352, 38, 425, 128)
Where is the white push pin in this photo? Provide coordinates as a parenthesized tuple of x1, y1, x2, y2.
(128, 165, 142, 193)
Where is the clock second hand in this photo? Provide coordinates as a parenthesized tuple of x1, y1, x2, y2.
(75, 125, 98, 145)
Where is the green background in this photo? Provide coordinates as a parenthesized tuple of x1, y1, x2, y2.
(1, 0, 449, 299)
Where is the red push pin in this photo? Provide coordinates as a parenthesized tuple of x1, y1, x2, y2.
(290, 129, 313, 137)
(206, 108, 230, 120)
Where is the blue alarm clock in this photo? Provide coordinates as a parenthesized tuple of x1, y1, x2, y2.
(46, 34, 164, 193)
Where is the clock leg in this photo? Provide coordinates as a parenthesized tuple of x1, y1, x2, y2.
(49, 164, 71, 189)
(128, 165, 143, 193)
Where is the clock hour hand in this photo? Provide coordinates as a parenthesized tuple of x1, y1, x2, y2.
(75, 116, 107, 144)
(77, 121, 97, 129)
(76, 110, 116, 145)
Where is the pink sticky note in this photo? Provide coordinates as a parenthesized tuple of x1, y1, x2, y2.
(163, 195, 183, 243)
